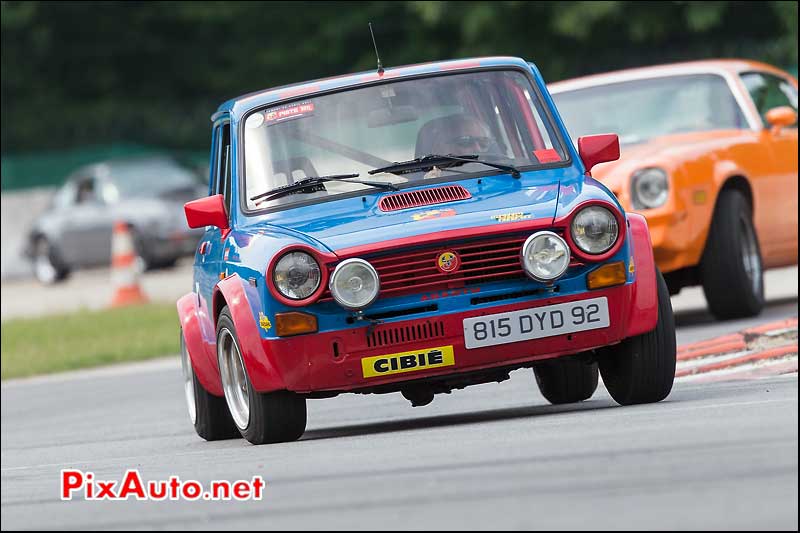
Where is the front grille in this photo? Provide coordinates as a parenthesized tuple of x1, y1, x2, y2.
(320, 229, 582, 303)
(369, 235, 530, 298)
(366, 320, 445, 348)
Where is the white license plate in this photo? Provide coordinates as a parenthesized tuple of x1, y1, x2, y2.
(463, 297, 610, 349)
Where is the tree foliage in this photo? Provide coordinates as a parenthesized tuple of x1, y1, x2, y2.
(1, 0, 797, 153)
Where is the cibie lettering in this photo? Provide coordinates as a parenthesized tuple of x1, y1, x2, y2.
(373, 349, 444, 373)
(361, 346, 455, 378)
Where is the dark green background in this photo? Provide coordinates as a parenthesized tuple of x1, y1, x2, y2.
(1, 1, 797, 188)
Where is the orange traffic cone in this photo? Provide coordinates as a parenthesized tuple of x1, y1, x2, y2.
(110, 221, 148, 307)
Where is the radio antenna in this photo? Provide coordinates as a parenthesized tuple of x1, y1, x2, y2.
(368, 22, 384, 75)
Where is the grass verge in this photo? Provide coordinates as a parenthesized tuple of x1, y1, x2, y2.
(1, 303, 179, 380)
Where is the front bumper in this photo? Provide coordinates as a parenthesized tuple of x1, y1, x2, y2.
(181, 213, 658, 397)
(265, 283, 637, 393)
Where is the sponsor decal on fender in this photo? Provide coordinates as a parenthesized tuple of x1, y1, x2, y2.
(259, 312, 272, 332)
(491, 212, 532, 223)
(362, 345, 455, 378)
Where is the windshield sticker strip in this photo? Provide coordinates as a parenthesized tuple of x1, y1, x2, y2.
(265, 102, 315, 125)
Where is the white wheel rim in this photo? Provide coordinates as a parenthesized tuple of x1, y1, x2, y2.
(180, 332, 197, 425)
(739, 214, 762, 295)
(34, 242, 57, 284)
(218, 328, 250, 430)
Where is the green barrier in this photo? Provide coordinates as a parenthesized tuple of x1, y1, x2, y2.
(1, 144, 207, 191)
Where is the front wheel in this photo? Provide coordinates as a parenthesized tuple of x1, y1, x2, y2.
(180, 329, 239, 441)
(32, 237, 69, 285)
(700, 189, 764, 319)
(216, 306, 307, 445)
(598, 268, 676, 405)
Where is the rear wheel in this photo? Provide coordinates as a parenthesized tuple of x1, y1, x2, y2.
(534, 356, 599, 404)
(180, 329, 239, 441)
(598, 269, 676, 405)
(700, 189, 764, 319)
(217, 307, 307, 445)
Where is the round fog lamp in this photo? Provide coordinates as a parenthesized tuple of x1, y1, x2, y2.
(330, 258, 380, 310)
(521, 231, 570, 282)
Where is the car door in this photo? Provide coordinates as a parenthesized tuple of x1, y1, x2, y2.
(58, 172, 113, 266)
(739, 71, 799, 264)
(196, 120, 232, 308)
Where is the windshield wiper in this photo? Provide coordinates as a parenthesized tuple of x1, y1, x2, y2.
(368, 154, 521, 179)
(250, 174, 398, 203)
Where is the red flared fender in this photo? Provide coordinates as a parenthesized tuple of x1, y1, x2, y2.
(625, 213, 659, 338)
(214, 274, 288, 392)
(177, 293, 223, 396)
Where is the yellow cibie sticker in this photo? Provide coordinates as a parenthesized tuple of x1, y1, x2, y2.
(361, 345, 455, 378)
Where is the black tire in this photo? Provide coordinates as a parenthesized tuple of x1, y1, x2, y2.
(533, 356, 599, 404)
(217, 307, 307, 445)
(129, 227, 161, 271)
(143, 256, 179, 270)
(598, 269, 676, 405)
(700, 189, 764, 319)
(31, 236, 70, 285)
(180, 329, 239, 441)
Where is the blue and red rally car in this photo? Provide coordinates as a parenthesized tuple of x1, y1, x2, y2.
(178, 57, 676, 445)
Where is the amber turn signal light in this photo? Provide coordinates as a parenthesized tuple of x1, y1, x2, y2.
(587, 261, 627, 290)
(275, 312, 318, 337)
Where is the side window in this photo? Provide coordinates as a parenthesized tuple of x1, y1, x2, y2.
(212, 122, 233, 214)
(52, 180, 78, 209)
(741, 72, 798, 127)
(75, 176, 98, 205)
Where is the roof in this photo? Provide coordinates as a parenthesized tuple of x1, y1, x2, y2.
(214, 56, 535, 120)
(549, 59, 795, 94)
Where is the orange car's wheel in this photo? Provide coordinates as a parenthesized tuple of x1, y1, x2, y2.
(700, 189, 765, 319)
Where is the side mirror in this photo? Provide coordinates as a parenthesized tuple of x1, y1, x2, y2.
(765, 106, 797, 132)
(184, 194, 229, 230)
(578, 133, 620, 175)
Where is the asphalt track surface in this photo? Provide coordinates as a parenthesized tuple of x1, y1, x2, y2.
(3, 295, 798, 530)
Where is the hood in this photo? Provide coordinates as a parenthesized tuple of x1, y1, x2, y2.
(243, 168, 583, 253)
(590, 129, 752, 194)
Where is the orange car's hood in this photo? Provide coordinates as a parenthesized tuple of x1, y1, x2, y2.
(591, 129, 752, 193)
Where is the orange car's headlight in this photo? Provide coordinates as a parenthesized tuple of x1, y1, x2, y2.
(631, 168, 669, 209)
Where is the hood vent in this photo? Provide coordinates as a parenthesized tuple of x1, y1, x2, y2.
(379, 185, 471, 212)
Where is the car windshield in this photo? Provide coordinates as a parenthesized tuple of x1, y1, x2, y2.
(243, 69, 567, 211)
(552, 74, 747, 146)
(103, 158, 203, 200)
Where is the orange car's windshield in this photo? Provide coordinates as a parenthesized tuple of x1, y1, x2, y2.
(553, 74, 748, 145)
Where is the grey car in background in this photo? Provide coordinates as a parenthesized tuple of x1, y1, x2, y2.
(25, 156, 207, 284)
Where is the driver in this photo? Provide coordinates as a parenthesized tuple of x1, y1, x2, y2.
(417, 114, 495, 156)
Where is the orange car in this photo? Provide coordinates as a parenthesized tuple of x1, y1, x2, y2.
(550, 60, 798, 319)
